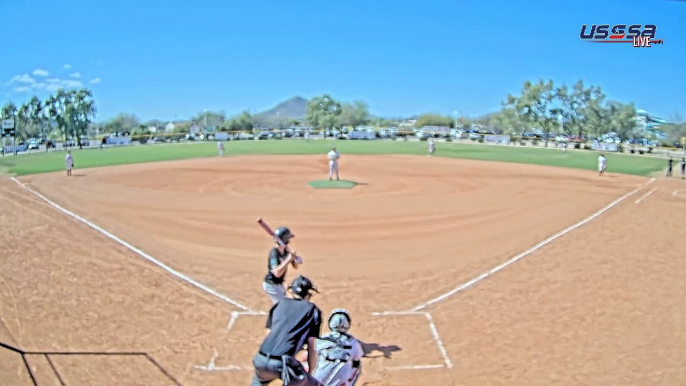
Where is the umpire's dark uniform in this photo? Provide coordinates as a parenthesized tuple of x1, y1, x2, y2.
(251, 275, 323, 386)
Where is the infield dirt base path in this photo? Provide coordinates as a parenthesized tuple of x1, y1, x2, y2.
(2, 154, 683, 385)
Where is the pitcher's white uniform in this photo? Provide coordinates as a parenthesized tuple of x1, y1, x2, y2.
(328, 148, 340, 180)
(598, 154, 606, 175)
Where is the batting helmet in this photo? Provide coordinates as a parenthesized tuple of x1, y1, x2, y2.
(274, 227, 294, 244)
(328, 309, 351, 333)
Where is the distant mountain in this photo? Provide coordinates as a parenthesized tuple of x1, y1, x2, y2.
(254, 96, 308, 120)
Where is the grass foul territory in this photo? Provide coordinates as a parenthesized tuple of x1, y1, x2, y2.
(0, 140, 667, 176)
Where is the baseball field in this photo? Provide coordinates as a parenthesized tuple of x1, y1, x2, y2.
(1, 140, 684, 386)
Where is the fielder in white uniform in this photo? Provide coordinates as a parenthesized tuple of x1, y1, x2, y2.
(217, 140, 224, 157)
(328, 147, 340, 181)
(598, 154, 607, 176)
(428, 139, 435, 156)
(65, 151, 74, 177)
(312, 309, 363, 386)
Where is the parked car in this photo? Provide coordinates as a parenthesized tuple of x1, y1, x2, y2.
(27, 138, 40, 150)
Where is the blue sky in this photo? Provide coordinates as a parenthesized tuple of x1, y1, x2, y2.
(1, 0, 684, 122)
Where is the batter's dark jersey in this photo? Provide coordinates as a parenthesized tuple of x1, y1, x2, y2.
(258, 298, 322, 357)
(264, 247, 288, 285)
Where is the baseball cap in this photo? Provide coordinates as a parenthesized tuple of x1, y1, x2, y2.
(291, 275, 319, 298)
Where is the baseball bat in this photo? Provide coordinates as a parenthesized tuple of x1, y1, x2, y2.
(256, 217, 303, 264)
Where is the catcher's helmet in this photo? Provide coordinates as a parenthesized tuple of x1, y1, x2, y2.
(328, 309, 351, 333)
(274, 227, 294, 244)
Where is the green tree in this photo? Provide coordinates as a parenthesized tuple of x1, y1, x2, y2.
(305, 94, 342, 130)
(1, 101, 17, 120)
(504, 79, 560, 145)
(225, 110, 254, 132)
(414, 113, 452, 128)
(104, 112, 140, 134)
(338, 101, 370, 128)
(70, 89, 97, 148)
(605, 101, 637, 140)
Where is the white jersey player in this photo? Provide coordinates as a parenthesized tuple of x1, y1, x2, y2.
(328, 147, 340, 181)
(312, 309, 363, 386)
(598, 154, 607, 176)
(65, 151, 74, 177)
(217, 140, 224, 157)
(428, 139, 435, 156)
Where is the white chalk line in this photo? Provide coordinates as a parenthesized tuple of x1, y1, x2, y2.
(409, 180, 650, 312)
(199, 310, 450, 372)
(635, 187, 657, 204)
(424, 312, 453, 369)
(9, 177, 254, 313)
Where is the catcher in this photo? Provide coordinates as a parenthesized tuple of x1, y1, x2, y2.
(311, 309, 363, 386)
(262, 226, 300, 304)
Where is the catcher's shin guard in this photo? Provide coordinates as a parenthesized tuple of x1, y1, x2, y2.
(349, 368, 361, 386)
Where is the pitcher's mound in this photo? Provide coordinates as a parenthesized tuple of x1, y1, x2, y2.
(309, 180, 358, 189)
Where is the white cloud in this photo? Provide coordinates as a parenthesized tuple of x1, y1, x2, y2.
(9, 73, 84, 93)
(8, 74, 36, 84)
(70, 72, 81, 78)
(90, 78, 101, 84)
(33, 69, 49, 77)
(64, 64, 72, 69)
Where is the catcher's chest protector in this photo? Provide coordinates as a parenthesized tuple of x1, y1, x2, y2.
(312, 335, 359, 386)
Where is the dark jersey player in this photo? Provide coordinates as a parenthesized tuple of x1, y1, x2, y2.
(667, 158, 674, 177)
(681, 158, 685, 179)
(251, 275, 323, 386)
(263, 226, 300, 304)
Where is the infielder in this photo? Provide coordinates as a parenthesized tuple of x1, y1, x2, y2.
(312, 309, 363, 386)
(263, 227, 300, 304)
(217, 140, 224, 157)
(327, 147, 340, 181)
(65, 150, 74, 177)
(598, 153, 606, 176)
(681, 157, 685, 179)
(666, 158, 674, 177)
(428, 139, 435, 156)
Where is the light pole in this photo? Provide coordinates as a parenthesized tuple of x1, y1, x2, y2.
(204, 109, 208, 128)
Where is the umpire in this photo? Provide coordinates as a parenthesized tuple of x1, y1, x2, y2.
(251, 275, 323, 386)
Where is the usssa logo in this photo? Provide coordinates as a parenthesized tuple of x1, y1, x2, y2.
(580, 24, 664, 47)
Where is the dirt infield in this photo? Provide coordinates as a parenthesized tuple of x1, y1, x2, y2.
(2, 154, 684, 385)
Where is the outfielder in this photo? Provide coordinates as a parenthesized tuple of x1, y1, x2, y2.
(598, 153, 607, 176)
(65, 150, 74, 177)
(262, 227, 300, 304)
(217, 140, 224, 157)
(428, 139, 435, 156)
(327, 147, 340, 181)
(311, 309, 363, 386)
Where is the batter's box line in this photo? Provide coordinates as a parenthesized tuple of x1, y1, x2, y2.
(195, 310, 452, 372)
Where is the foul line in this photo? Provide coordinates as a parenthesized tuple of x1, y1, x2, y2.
(409, 179, 652, 312)
(635, 187, 657, 204)
(9, 177, 253, 313)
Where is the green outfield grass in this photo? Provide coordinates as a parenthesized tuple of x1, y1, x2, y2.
(0, 140, 668, 176)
